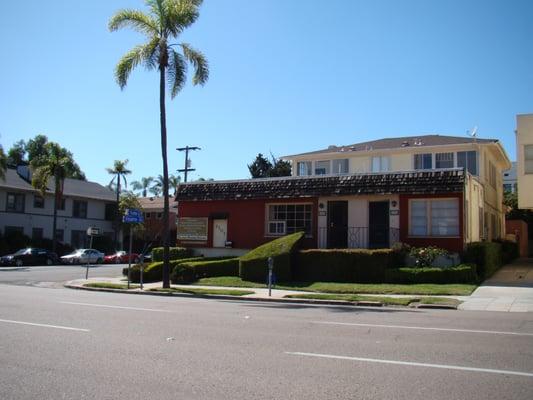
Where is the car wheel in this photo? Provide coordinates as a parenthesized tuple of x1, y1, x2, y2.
(46, 258, 53, 266)
(15, 259, 23, 267)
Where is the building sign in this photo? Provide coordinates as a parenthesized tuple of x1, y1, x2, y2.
(177, 217, 208, 241)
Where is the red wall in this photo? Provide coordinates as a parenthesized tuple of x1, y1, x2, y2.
(399, 193, 464, 253)
(506, 219, 529, 257)
(178, 198, 318, 249)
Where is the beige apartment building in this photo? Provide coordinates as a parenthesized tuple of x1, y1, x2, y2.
(516, 114, 533, 209)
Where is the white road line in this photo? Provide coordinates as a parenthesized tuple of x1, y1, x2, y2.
(59, 301, 170, 312)
(285, 352, 533, 378)
(311, 321, 533, 337)
(0, 318, 89, 332)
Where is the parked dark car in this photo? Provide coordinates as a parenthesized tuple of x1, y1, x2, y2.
(1, 248, 59, 267)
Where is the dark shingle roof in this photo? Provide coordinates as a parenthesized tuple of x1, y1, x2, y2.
(176, 169, 465, 202)
(284, 134, 497, 157)
(0, 168, 116, 202)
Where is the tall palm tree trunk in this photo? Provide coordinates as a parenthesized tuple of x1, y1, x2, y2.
(115, 176, 121, 250)
(160, 64, 170, 289)
(52, 182, 59, 254)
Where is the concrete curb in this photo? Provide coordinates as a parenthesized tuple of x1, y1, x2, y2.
(64, 282, 417, 309)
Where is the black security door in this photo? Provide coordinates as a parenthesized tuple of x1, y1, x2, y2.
(369, 201, 390, 248)
(327, 201, 348, 248)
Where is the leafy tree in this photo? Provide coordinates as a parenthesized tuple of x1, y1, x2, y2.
(0, 144, 7, 180)
(30, 142, 80, 252)
(106, 160, 132, 249)
(132, 176, 154, 197)
(7, 140, 26, 166)
(248, 153, 291, 178)
(25, 135, 49, 162)
(110, 0, 209, 289)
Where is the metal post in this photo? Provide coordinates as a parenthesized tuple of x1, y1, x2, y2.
(268, 257, 273, 297)
(127, 225, 133, 289)
(140, 254, 144, 290)
(86, 235, 93, 280)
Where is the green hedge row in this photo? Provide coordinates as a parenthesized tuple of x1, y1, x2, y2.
(294, 249, 397, 283)
(171, 258, 239, 284)
(496, 240, 519, 265)
(239, 232, 304, 282)
(151, 247, 193, 262)
(123, 257, 203, 283)
(384, 264, 477, 284)
(463, 242, 503, 281)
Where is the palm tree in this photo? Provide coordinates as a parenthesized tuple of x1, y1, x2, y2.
(109, 0, 209, 288)
(106, 160, 132, 249)
(149, 185, 162, 197)
(132, 176, 154, 197)
(168, 174, 181, 196)
(0, 145, 7, 181)
(30, 142, 78, 253)
(152, 173, 179, 196)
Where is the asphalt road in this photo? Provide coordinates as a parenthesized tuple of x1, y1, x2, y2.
(1, 268, 533, 399)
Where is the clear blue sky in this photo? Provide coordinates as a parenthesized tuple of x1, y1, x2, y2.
(1, 0, 532, 187)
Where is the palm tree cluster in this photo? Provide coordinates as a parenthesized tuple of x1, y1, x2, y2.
(109, 0, 209, 288)
(106, 160, 132, 249)
(132, 174, 181, 197)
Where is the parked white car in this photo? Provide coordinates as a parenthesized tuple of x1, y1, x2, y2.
(61, 249, 105, 265)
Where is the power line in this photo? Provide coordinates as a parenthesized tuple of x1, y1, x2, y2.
(177, 146, 201, 182)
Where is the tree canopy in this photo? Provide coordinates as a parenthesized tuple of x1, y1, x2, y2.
(248, 153, 291, 178)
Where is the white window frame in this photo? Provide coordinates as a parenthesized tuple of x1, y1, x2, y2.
(297, 161, 312, 176)
(408, 198, 460, 238)
(265, 202, 313, 237)
(457, 150, 478, 175)
(435, 152, 454, 169)
(331, 158, 349, 175)
(267, 220, 286, 236)
(314, 160, 331, 175)
(413, 153, 432, 170)
(371, 156, 390, 172)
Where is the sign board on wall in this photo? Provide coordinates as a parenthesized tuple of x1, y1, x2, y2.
(177, 217, 209, 241)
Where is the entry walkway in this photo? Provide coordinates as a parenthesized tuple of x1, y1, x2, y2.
(459, 258, 533, 312)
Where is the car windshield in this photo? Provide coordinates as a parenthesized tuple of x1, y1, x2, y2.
(116, 251, 125, 256)
(13, 249, 29, 255)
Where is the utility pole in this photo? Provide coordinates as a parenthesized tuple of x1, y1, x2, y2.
(177, 146, 200, 182)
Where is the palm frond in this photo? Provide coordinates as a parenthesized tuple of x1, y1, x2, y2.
(31, 165, 52, 196)
(167, 49, 187, 97)
(164, 0, 201, 37)
(180, 43, 209, 86)
(108, 9, 159, 35)
(115, 42, 159, 89)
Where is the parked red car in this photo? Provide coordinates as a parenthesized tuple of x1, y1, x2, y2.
(104, 251, 140, 264)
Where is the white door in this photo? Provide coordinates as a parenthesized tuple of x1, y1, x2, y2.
(213, 219, 228, 248)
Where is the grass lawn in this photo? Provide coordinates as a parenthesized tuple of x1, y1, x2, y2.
(195, 276, 476, 296)
(84, 282, 138, 290)
(148, 287, 254, 296)
(285, 293, 416, 306)
(417, 297, 463, 307)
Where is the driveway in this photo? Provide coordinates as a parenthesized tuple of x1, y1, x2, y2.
(459, 258, 533, 312)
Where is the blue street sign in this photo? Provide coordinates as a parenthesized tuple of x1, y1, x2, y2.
(123, 209, 144, 223)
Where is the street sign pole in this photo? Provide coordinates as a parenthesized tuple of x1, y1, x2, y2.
(268, 257, 273, 297)
(140, 254, 144, 290)
(86, 234, 93, 280)
(127, 225, 133, 290)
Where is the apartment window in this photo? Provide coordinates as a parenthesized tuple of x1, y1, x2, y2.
(156, 212, 163, 219)
(435, 152, 454, 169)
(525, 144, 533, 174)
(267, 204, 312, 236)
(33, 195, 45, 209)
(488, 161, 497, 187)
(4, 226, 24, 236)
(371, 156, 390, 172)
(105, 203, 116, 221)
(145, 212, 151, 219)
(332, 159, 349, 174)
(6, 193, 25, 213)
(297, 161, 312, 176)
(409, 198, 459, 237)
(457, 151, 478, 175)
(314, 160, 330, 175)
(71, 230, 87, 249)
(414, 153, 432, 170)
(55, 229, 64, 242)
(73, 200, 88, 218)
(32, 228, 43, 241)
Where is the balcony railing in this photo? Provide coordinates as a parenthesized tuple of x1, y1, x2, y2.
(318, 226, 400, 249)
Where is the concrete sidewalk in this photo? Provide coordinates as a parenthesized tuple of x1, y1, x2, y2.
(459, 258, 533, 312)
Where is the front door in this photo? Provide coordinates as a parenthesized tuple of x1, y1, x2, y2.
(369, 201, 389, 248)
(213, 219, 228, 248)
(327, 201, 348, 248)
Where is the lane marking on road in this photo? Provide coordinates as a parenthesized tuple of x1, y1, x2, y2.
(59, 301, 171, 312)
(311, 321, 533, 337)
(0, 318, 90, 332)
(285, 352, 533, 378)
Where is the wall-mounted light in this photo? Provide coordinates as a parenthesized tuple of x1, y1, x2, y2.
(391, 200, 397, 208)
(319, 203, 325, 209)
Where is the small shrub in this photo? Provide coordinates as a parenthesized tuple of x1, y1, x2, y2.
(463, 242, 503, 281)
(171, 258, 239, 284)
(239, 232, 304, 282)
(124, 257, 203, 283)
(495, 240, 519, 264)
(384, 264, 477, 284)
(409, 246, 448, 268)
(294, 249, 397, 283)
(152, 247, 193, 262)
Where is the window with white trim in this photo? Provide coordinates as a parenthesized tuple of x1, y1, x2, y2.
(457, 151, 478, 175)
(371, 156, 390, 172)
(524, 145, 533, 174)
(414, 153, 432, 170)
(314, 160, 330, 175)
(409, 198, 459, 237)
(297, 161, 312, 176)
(435, 152, 454, 169)
(331, 159, 349, 174)
(267, 204, 312, 236)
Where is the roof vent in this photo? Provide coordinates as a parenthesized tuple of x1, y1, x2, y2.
(401, 141, 410, 147)
(414, 138, 424, 146)
(349, 146, 356, 151)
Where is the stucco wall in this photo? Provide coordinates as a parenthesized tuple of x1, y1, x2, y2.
(517, 114, 533, 209)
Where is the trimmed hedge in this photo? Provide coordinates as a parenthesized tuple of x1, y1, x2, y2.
(239, 232, 304, 282)
(171, 258, 239, 284)
(152, 247, 192, 262)
(496, 240, 519, 265)
(294, 249, 397, 283)
(384, 264, 477, 284)
(123, 257, 203, 283)
(463, 242, 503, 281)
